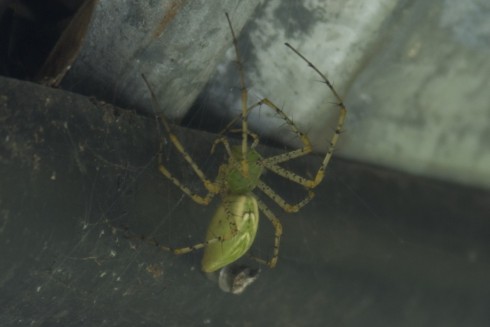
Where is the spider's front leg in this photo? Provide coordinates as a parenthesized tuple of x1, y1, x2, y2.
(260, 43, 347, 190)
(158, 162, 218, 205)
(143, 74, 221, 205)
(257, 180, 314, 213)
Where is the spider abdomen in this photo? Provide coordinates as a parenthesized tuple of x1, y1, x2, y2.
(201, 194, 259, 272)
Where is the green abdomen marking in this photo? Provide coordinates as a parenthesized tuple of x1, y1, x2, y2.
(201, 194, 259, 273)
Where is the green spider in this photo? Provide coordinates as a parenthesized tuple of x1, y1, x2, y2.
(143, 13, 347, 273)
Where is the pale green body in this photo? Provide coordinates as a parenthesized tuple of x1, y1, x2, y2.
(201, 194, 259, 272)
(201, 146, 263, 272)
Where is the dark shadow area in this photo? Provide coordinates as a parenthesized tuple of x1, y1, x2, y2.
(0, 0, 79, 79)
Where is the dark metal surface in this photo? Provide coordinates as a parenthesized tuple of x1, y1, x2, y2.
(1, 77, 489, 326)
